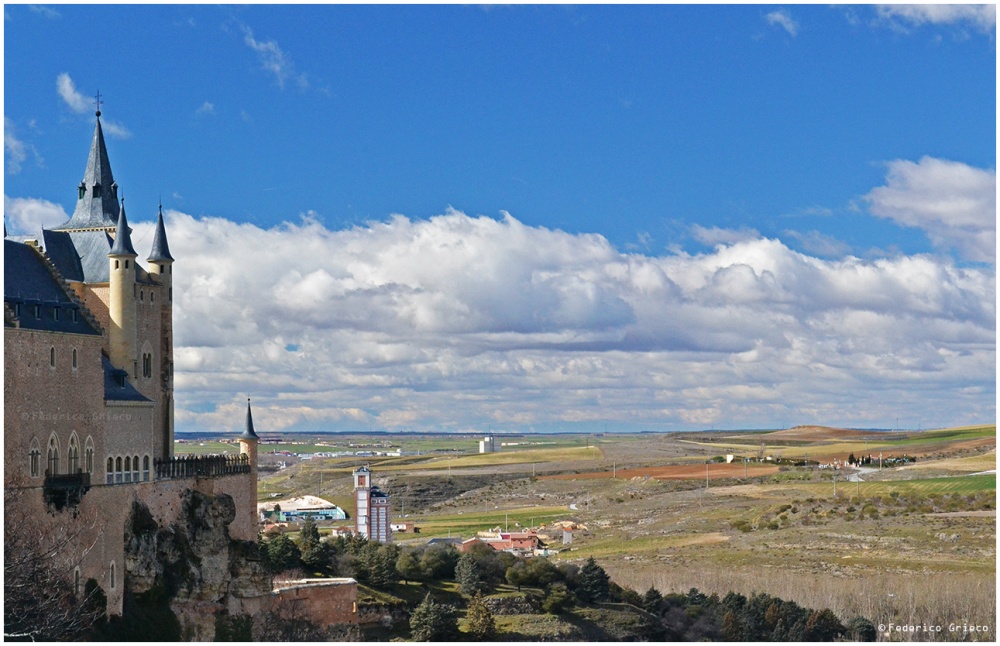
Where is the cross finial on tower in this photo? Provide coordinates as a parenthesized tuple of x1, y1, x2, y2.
(94, 90, 103, 117)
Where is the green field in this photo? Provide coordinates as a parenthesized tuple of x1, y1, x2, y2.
(406, 505, 570, 540)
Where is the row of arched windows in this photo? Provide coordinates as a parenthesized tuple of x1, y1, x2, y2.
(105, 454, 151, 484)
(29, 434, 93, 478)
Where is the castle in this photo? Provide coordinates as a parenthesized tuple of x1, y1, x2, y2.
(3, 110, 265, 633)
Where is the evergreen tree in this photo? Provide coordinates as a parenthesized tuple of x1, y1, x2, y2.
(847, 616, 877, 642)
(396, 549, 424, 584)
(505, 561, 531, 591)
(456, 551, 490, 596)
(297, 518, 328, 573)
(642, 586, 663, 613)
(265, 534, 301, 572)
(299, 518, 321, 550)
(464, 592, 497, 640)
(541, 583, 575, 614)
(575, 557, 610, 603)
(420, 544, 460, 580)
(525, 557, 562, 587)
(409, 593, 459, 642)
(803, 608, 846, 641)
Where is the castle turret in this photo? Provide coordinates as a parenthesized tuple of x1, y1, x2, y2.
(238, 398, 260, 470)
(108, 199, 137, 375)
(147, 203, 174, 297)
(148, 204, 175, 456)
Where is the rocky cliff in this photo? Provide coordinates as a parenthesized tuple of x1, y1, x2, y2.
(123, 490, 271, 640)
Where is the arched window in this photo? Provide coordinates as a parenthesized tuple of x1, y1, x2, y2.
(47, 435, 59, 476)
(28, 438, 41, 478)
(107, 457, 114, 484)
(132, 455, 139, 483)
(150, 291, 155, 302)
(74, 568, 82, 597)
(143, 455, 150, 482)
(124, 456, 132, 483)
(67, 434, 80, 474)
(85, 437, 95, 474)
(115, 457, 123, 484)
(49, 347, 56, 368)
(72, 348, 78, 370)
(110, 561, 116, 590)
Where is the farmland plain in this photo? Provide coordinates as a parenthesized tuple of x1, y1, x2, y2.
(219, 424, 996, 641)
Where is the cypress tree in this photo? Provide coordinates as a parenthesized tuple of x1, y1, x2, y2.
(576, 557, 610, 603)
(465, 592, 497, 640)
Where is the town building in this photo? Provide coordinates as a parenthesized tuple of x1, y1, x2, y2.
(479, 435, 496, 453)
(353, 465, 392, 543)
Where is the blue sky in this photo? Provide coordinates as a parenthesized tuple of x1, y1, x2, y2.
(4, 4, 996, 434)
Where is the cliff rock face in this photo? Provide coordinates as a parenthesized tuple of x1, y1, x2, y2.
(123, 490, 271, 640)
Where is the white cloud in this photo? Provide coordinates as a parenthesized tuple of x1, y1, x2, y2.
(196, 101, 215, 116)
(4, 117, 37, 174)
(56, 73, 90, 113)
(4, 195, 68, 234)
(29, 5, 60, 19)
(241, 24, 308, 90)
(120, 206, 994, 435)
(691, 224, 760, 247)
(865, 157, 995, 264)
(877, 4, 996, 33)
(100, 119, 132, 139)
(56, 73, 131, 137)
(766, 9, 799, 37)
(782, 230, 851, 258)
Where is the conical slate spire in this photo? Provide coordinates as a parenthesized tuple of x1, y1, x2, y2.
(147, 204, 174, 262)
(57, 114, 121, 230)
(241, 399, 260, 441)
(108, 199, 137, 257)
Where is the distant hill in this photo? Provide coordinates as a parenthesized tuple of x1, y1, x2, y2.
(760, 426, 873, 441)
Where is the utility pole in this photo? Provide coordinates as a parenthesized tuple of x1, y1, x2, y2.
(705, 461, 709, 491)
(613, 462, 616, 479)
(833, 473, 837, 497)
(744, 458, 748, 479)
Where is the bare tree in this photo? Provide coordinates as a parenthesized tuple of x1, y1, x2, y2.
(4, 479, 106, 640)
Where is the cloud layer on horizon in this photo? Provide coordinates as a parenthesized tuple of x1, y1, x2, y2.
(6, 157, 995, 434)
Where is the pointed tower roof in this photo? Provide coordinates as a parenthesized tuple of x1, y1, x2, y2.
(108, 199, 137, 257)
(241, 399, 260, 441)
(147, 204, 174, 262)
(55, 113, 121, 230)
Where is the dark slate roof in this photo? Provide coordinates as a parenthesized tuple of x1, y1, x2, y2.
(54, 117, 121, 230)
(40, 230, 86, 282)
(45, 229, 114, 283)
(147, 207, 174, 262)
(427, 537, 463, 545)
(241, 400, 260, 441)
(108, 201, 137, 257)
(3, 239, 101, 336)
(103, 354, 151, 402)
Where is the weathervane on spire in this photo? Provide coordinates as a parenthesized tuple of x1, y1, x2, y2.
(94, 90, 103, 118)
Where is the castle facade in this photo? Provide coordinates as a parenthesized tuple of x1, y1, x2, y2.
(4, 111, 260, 627)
